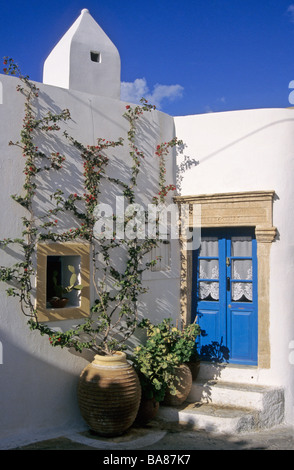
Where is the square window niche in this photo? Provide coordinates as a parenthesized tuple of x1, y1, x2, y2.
(90, 51, 101, 63)
(36, 243, 90, 322)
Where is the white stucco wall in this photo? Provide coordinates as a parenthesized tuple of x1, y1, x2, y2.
(0, 73, 179, 447)
(174, 108, 294, 424)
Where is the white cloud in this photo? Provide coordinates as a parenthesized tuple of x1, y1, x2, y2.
(204, 105, 214, 113)
(120, 78, 149, 104)
(204, 96, 227, 113)
(121, 78, 184, 109)
(287, 4, 294, 22)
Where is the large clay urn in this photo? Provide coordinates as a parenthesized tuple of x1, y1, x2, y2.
(77, 351, 141, 436)
(163, 363, 192, 406)
(135, 397, 159, 425)
(187, 359, 201, 380)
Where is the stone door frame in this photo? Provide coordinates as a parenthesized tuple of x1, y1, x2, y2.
(174, 190, 276, 368)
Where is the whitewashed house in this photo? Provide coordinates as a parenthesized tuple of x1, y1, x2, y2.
(0, 9, 293, 447)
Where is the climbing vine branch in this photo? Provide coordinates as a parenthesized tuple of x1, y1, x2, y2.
(0, 58, 183, 355)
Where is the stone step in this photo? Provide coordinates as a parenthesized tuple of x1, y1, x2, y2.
(187, 380, 284, 414)
(196, 362, 259, 383)
(157, 379, 284, 434)
(157, 402, 259, 434)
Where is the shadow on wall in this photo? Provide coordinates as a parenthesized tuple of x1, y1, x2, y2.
(0, 327, 88, 443)
(198, 116, 294, 167)
(200, 339, 230, 364)
(34, 87, 174, 227)
(176, 146, 199, 195)
(191, 338, 230, 406)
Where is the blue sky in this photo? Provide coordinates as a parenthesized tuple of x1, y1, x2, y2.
(1, 0, 294, 116)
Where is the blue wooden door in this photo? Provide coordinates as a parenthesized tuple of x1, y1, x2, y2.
(192, 227, 258, 365)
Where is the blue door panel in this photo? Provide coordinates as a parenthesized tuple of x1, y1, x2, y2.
(230, 308, 256, 363)
(197, 307, 220, 347)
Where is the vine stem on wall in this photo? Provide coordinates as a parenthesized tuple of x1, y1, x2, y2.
(0, 58, 183, 355)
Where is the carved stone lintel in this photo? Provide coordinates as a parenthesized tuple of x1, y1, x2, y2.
(174, 190, 276, 230)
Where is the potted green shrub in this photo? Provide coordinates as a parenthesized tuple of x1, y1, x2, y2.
(131, 318, 201, 420)
(161, 319, 201, 406)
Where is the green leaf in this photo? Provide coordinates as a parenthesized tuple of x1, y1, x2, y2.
(69, 273, 77, 285)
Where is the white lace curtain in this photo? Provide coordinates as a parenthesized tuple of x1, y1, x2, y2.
(199, 237, 219, 300)
(198, 236, 252, 302)
(231, 237, 252, 301)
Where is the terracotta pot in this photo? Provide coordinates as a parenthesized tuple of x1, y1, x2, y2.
(77, 351, 141, 436)
(163, 363, 192, 406)
(187, 359, 201, 381)
(49, 297, 69, 308)
(135, 397, 159, 425)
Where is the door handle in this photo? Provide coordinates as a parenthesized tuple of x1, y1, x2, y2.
(226, 277, 230, 291)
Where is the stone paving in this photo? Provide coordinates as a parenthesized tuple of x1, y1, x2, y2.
(11, 420, 294, 451)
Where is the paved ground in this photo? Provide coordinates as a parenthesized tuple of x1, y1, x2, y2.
(11, 420, 294, 451)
